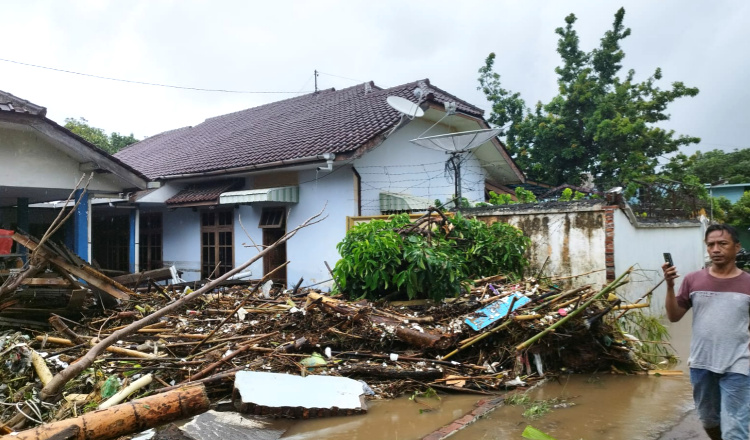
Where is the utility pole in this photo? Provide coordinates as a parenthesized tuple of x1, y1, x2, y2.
(450, 152, 462, 213)
(314, 70, 318, 93)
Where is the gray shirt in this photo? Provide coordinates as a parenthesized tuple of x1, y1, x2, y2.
(677, 269, 750, 375)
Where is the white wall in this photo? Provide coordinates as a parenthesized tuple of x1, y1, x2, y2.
(613, 210, 706, 311)
(162, 207, 201, 281)
(0, 124, 125, 193)
(354, 119, 486, 215)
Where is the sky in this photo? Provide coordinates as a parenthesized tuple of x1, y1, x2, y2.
(2, 0, 748, 158)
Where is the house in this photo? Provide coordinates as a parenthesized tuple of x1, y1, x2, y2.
(113, 79, 525, 287)
(0, 90, 147, 270)
(708, 182, 750, 204)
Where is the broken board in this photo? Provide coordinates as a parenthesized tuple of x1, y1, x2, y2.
(233, 371, 367, 418)
(464, 291, 531, 331)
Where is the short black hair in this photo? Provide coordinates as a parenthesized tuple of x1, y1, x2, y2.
(705, 223, 740, 243)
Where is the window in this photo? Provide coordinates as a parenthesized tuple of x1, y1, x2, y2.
(259, 207, 286, 228)
(201, 209, 234, 279)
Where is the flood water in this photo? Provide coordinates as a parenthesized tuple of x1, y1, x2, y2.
(282, 315, 696, 440)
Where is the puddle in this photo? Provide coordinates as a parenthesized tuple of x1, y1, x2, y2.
(453, 313, 696, 440)
(280, 394, 481, 440)
(451, 374, 693, 440)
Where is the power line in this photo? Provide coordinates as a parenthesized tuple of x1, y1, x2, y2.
(0, 57, 312, 94)
(317, 71, 366, 84)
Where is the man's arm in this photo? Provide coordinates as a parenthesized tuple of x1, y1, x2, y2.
(663, 263, 688, 322)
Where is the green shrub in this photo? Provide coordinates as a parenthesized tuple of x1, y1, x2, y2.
(333, 212, 530, 301)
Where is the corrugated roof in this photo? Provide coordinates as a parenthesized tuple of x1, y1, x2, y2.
(115, 79, 486, 180)
(165, 180, 241, 206)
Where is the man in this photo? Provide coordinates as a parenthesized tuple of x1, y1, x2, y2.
(664, 223, 750, 440)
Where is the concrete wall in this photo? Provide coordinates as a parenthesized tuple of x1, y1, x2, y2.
(473, 202, 608, 289)
(471, 201, 707, 314)
(613, 209, 706, 310)
(354, 119, 486, 216)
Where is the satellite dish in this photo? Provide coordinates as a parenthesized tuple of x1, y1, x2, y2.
(386, 96, 424, 119)
(410, 128, 502, 153)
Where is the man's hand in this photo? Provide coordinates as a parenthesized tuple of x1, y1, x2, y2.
(662, 262, 679, 287)
(662, 262, 687, 322)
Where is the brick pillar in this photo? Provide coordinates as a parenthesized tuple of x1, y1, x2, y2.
(604, 206, 616, 282)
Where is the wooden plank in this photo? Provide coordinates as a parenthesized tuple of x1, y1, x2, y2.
(21, 278, 74, 287)
(12, 233, 131, 301)
(113, 267, 173, 286)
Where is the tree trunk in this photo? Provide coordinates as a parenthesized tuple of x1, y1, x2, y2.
(2, 385, 209, 440)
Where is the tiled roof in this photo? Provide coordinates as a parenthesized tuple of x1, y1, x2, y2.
(166, 180, 241, 206)
(115, 79, 486, 180)
(0, 90, 47, 116)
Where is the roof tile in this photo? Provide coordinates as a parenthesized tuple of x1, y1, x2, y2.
(115, 79, 485, 180)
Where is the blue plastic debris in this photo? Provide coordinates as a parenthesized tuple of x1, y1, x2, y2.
(464, 291, 531, 331)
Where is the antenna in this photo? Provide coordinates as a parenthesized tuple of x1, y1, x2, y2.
(314, 70, 318, 93)
(410, 128, 502, 213)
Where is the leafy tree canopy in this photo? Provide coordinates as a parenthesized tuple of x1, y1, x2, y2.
(64, 117, 139, 154)
(663, 149, 750, 185)
(478, 8, 700, 189)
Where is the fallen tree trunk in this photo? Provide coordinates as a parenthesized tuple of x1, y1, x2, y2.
(1, 384, 208, 440)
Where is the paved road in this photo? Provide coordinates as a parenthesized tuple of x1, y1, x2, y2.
(658, 409, 706, 440)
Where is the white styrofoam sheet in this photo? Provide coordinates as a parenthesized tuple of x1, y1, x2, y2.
(234, 371, 365, 410)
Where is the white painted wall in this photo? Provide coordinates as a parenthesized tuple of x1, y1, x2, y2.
(354, 119, 486, 215)
(479, 205, 608, 289)
(162, 207, 201, 281)
(0, 124, 124, 193)
(286, 168, 354, 289)
(613, 210, 706, 311)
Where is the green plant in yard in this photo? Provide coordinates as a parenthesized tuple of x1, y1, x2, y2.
(333, 212, 530, 301)
(616, 311, 676, 366)
(559, 188, 573, 201)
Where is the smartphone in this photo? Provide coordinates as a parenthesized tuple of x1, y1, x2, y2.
(663, 252, 673, 268)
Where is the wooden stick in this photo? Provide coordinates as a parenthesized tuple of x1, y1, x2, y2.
(30, 349, 53, 386)
(35, 336, 158, 359)
(99, 374, 153, 409)
(516, 267, 632, 351)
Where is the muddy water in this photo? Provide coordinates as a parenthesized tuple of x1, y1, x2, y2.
(281, 394, 480, 440)
(283, 315, 695, 440)
(456, 315, 696, 440)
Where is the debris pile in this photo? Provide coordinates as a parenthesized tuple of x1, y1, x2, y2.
(0, 212, 672, 438)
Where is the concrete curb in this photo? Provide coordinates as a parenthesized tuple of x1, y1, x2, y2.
(421, 397, 505, 440)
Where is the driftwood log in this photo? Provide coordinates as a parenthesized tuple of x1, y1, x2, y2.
(1, 384, 208, 440)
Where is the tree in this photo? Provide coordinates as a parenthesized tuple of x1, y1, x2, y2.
(664, 149, 750, 185)
(64, 117, 139, 154)
(478, 8, 700, 189)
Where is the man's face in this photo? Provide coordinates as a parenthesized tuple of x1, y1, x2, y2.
(705, 230, 740, 266)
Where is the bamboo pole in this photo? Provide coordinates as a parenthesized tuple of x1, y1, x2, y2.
(515, 267, 633, 352)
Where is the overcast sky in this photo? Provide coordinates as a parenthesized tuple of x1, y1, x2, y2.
(2, 1, 748, 157)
